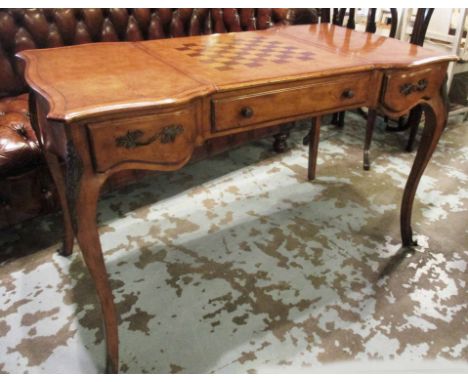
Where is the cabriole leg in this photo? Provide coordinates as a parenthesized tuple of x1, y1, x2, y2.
(44, 151, 75, 256)
(64, 138, 119, 373)
(400, 94, 446, 246)
(73, 176, 119, 373)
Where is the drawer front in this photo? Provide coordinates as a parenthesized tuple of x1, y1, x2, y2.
(212, 73, 372, 132)
(382, 64, 446, 112)
(88, 104, 198, 172)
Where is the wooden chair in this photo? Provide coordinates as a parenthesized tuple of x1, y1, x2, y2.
(324, 8, 398, 133)
(303, 8, 398, 168)
(304, 9, 434, 170)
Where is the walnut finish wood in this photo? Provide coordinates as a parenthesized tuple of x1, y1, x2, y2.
(18, 24, 456, 373)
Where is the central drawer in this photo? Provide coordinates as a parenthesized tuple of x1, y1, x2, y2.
(87, 103, 199, 172)
(212, 72, 372, 132)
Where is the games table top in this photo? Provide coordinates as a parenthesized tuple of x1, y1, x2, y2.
(18, 24, 454, 121)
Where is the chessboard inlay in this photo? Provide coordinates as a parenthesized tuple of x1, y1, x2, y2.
(175, 36, 315, 71)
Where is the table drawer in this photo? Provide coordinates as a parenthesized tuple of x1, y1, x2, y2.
(87, 104, 198, 172)
(212, 73, 372, 132)
(382, 65, 446, 112)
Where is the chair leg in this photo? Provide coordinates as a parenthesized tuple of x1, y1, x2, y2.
(363, 109, 377, 171)
(331, 112, 339, 126)
(273, 123, 291, 153)
(356, 107, 368, 120)
(337, 111, 345, 128)
(302, 131, 310, 146)
(406, 106, 423, 152)
(386, 115, 408, 132)
(308, 117, 321, 181)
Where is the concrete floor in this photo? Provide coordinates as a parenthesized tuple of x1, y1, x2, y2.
(0, 112, 467, 373)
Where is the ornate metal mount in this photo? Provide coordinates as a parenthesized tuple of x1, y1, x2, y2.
(400, 79, 428, 96)
(116, 124, 184, 149)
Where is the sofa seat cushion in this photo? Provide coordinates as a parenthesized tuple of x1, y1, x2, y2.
(0, 93, 41, 176)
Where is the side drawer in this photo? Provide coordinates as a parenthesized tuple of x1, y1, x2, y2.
(382, 64, 446, 112)
(212, 73, 372, 132)
(87, 103, 198, 172)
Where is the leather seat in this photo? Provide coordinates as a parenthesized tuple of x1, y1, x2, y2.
(0, 94, 41, 176)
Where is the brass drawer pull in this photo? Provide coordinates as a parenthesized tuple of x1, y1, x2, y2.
(342, 89, 355, 99)
(240, 106, 254, 118)
(116, 124, 184, 149)
(416, 79, 428, 91)
(400, 79, 428, 96)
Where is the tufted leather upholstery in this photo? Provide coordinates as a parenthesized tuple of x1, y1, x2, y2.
(0, 8, 315, 229)
(0, 93, 40, 174)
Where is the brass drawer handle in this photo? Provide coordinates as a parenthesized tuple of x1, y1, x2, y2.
(116, 124, 184, 149)
(400, 79, 428, 96)
(416, 79, 428, 91)
(342, 89, 355, 99)
(240, 106, 254, 118)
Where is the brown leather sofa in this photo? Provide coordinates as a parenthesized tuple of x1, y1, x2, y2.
(0, 8, 316, 229)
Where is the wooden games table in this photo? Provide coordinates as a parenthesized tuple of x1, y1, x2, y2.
(18, 24, 456, 373)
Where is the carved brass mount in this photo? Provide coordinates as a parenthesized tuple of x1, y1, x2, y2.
(116, 124, 184, 149)
(400, 79, 428, 96)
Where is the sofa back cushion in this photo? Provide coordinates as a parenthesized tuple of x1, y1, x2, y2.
(0, 8, 295, 97)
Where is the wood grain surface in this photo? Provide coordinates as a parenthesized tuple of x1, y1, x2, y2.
(18, 24, 456, 122)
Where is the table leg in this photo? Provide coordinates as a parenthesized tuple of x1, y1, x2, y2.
(44, 151, 75, 256)
(63, 141, 119, 373)
(308, 117, 321, 180)
(29, 91, 74, 256)
(401, 94, 446, 246)
(72, 176, 119, 373)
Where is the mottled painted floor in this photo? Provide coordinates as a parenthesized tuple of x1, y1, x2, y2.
(0, 112, 467, 373)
